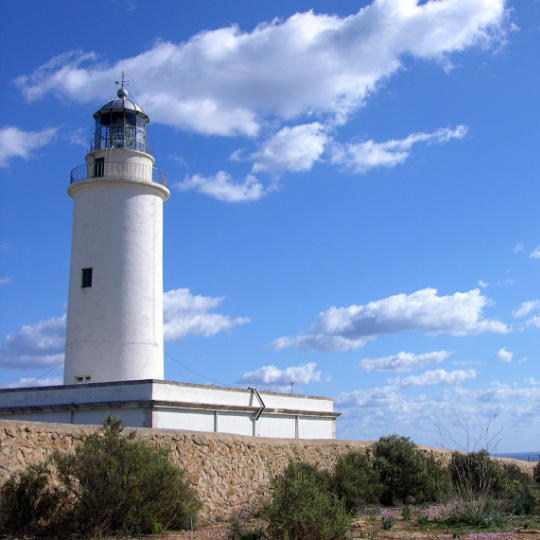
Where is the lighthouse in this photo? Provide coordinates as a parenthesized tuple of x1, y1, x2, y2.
(64, 83, 170, 384)
(0, 84, 339, 438)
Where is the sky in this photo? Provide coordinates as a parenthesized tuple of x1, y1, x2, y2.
(0, 0, 539, 453)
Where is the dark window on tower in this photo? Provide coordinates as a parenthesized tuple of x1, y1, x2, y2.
(81, 267, 93, 288)
(94, 158, 104, 177)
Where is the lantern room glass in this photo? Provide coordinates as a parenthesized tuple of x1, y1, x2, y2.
(94, 110, 148, 152)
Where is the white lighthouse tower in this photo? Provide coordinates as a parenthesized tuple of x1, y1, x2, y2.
(64, 82, 170, 384)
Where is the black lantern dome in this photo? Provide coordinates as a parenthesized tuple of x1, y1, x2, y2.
(92, 87, 149, 152)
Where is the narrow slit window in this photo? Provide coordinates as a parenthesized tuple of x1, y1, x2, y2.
(81, 267, 93, 288)
(94, 157, 104, 177)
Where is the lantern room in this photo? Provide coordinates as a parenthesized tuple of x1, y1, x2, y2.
(92, 87, 149, 153)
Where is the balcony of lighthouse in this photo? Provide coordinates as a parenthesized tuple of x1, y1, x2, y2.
(70, 161, 167, 185)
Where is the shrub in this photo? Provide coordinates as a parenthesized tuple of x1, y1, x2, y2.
(264, 461, 353, 540)
(54, 416, 201, 536)
(0, 417, 201, 538)
(373, 434, 448, 505)
(228, 514, 266, 540)
(449, 450, 505, 498)
(0, 463, 64, 536)
(424, 453, 452, 501)
(534, 461, 540, 484)
(511, 484, 536, 515)
(333, 450, 382, 511)
(446, 497, 505, 528)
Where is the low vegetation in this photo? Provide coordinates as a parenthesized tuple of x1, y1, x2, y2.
(0, 417, 200, 538)
(1, 427, 538, 540)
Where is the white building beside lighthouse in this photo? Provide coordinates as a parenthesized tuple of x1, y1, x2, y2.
(65, 86, 168, 384)
(0, 85, 339, 439)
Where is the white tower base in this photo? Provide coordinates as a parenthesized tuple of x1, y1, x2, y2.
(0, 381, 339, 439)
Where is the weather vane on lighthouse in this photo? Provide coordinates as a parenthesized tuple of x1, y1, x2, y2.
(115, 70, 130, 97)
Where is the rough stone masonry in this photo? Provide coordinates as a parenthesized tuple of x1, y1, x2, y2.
(0, 420, 534, 523)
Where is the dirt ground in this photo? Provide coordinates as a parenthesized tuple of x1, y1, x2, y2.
(163, 506, 540, 540)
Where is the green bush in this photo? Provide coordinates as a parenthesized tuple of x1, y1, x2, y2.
(0, 463, 64, 536)
(446, 496, 505, 528)
(373, 434, 449, 505)
(449, 450, 505, 497)
(534, 461, 540, 484)
(228, 514, 266, 540)
(264, 461, 353, 540)
(54, 416, 201, 536)
(511, 484, 536, 515)
(0, 417, 201, 538)
(333, 450, 382, 511)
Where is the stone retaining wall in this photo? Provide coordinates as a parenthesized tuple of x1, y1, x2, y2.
(0, 420, 534, 523)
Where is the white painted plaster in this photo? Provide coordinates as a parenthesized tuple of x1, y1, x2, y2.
(0, 381, 338, 439)
(65, 148, 169, 384)
(256, 414, 296, 438)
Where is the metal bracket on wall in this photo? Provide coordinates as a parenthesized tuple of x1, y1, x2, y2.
(248, 387, 266, 421)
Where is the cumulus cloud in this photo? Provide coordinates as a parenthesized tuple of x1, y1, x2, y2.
(0, 315, 66, 369)
(176, 172, 269, 202)
(530, 246, 540, 259)
(163, 288, 250, 341)
(0, 126, 58, 167)
(238, 362, 328, 392)
(273, 288, 507, 352)
(387, 368, 477, 387)
(16, 2, 508, 137)
(336, 380, 540, 449)
(526, 316, 540, 329)
(249, 123, 329, 175)
(512, 300, 540, 319)
(359, 350, 451, 372)
(329, 126, 467, 173)
(495, 347, 513, 363)
(477, 381, 540, 402)
(512, 242, 524, 254)
(1, 376, 62, 389)
(477, 280, 488, 288)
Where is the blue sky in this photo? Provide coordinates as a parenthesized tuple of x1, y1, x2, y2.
(0, 0, 539, 452)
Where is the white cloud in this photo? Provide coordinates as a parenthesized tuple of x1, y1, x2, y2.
(495, 346, 513, 363)
(0, 315, 66, 369)
(388, 368, 477, 387)
(16, 2, 508, 137)
(273, 288, 508, 352)
(359, 350, 451, 373)
(238, 362, 328, 392)
(249, 123, 329, 175)
(176, 172, 269, 202)
(513, 300, 540, 319)
(477, 381, 540, 402)
(530, 246, 540, 259)
(0, 277, 12, 285)
(526, 316, 540, 329)
(477, 280, 488, 289)
(512, 242, 524, 254)
(1, 376, 62, 389)
(0, 126, 58, 167)
(336, 380, 540, 449)
(330, 126, 467, 173)
(163, 288, 250, 341)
